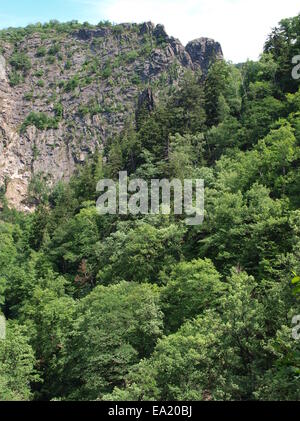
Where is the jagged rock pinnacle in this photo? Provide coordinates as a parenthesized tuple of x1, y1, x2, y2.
(186, 37, 223, 74)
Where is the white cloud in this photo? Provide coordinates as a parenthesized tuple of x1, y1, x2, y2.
(86, 0, 300, 63)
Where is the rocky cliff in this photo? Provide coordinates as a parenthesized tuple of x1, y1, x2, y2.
(0, 21, 223, 210)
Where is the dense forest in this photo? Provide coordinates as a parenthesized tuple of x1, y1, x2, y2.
(0, 14, 300, 401)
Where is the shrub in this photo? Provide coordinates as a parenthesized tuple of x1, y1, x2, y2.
(123, 50, 139, 63)
(78, 104, 90, 117)
(53, 103, 63, 120)
(102, 63, 112, 79)
(9, 51, 32, 72)
(36, 46, 46, 57)
(141, 43, 152, 57)
(156, 35, 167, 48)
(58, 80, 66, 89)
(97, 20, 112, 27)
(64, 76, 80, 92)
(112, 25, 123, 36)
(8, 70, 23, 86)
(78, 101, 102, 117)
(24, 92, 34, 101)
(82, 76, 92, 86)
(28, 173, 49, 205)
(21, 112, 59, 132)
(112, 57, 122, 69)
(48, 44, 60, 56)
(34, 69, 44, 77)
(88, 59, 100, 74)
(90, 102, 102, 115)
(65, 60, 72, 70)
(131, 74, 141, 85)
(46, 56, 56, 65)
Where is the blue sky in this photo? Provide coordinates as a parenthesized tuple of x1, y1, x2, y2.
(0, 0, 102, 27)
(1, 0, 300, 62)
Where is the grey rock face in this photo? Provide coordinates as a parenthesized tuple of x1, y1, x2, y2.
(0, 55, 7, 81)
(140, 22, 155, 35)
(153, 24, 169, 40)
(0, 23, 222, 211)
(136, 87, 155, 129)
(137, 88, 155, 113)
(186, 37, 223, 74)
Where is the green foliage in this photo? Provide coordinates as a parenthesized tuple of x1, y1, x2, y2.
(9, 51, 31, 72)
(60, 282, 163, 400)
(34, 69, 44, 77)
(0, 20, 99, 43)
(21, 112, 59, 132)
(23, 91, 33, 101)
(264, 13, 300, 93)
(131, 73, 141, 85)
(53, 102, 63, 120)
(36, 46, 46, 57)
(205, 60, 242, 127)
(96, 220, 186, 285)
(28, 173, 50, 205)
(167, 133, 204, 179)
(1, 13, 300, 403)
(0, 322, 38, 401)
(97, 20, 112, 28)
(65, 59, 72, 70)
(48, 44, 60, 56)
(123, 50, 139, 63)
(78, 104, 89, 117)
(101, 62, 112, 79)
(64, 76, 80, 92)
(141, 38, 153, 57)
(198, 182, 291, 277)
(78, 100, 102, 118)
(46, 55, 56, 65)
(106, 271, 299, 401)
(8, 50, 31, 86)
(112, 25, 124, 36)
(9, 70, 24, 86)
(241, 95, 284, 147)
(292, 272, 300, 297)
(136, 72, 206, 162)
(161, 259, 224, 332)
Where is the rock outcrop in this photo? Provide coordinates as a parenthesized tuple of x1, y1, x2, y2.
(186, 37, 223, 74)
(0, 22, 223, 210)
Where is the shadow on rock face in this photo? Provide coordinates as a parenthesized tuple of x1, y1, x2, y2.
(186, 37, 223, 75)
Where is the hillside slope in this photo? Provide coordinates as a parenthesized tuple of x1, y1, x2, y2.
(0, 21, 222, 210)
